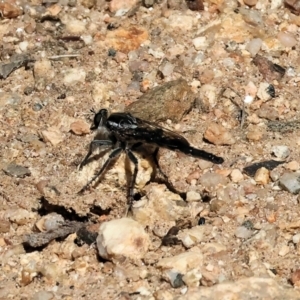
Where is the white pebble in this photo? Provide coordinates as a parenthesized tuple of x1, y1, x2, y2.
(245, 38, 262, 57)
(19, 41, 29, 52)
(161, 62, 174, 77)
(230, 169, 244, 183)
(277, 32, 297, 48)
(186, 191, 201, 202)
(178, 226, 205, 248)
(63, 68, 86, 86)
(235, 226, 253, 239)
(81, 35, 93, 45)
(272, 145, 290, 159)
(97, 218, 150, 260)
(257, 82, 272, 101)
(293, 233, 300, 244)
(65, 20, 86, 34)
(278, 244, 289, 256)
(192, 36, 208, 51)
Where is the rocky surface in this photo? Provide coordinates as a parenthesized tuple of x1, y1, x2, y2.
(1, 0, 300, 299)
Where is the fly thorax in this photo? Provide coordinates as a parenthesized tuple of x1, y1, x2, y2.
(95, 126, 110, 139)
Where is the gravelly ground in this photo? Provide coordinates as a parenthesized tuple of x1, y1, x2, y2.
(2, 0, 300, 299)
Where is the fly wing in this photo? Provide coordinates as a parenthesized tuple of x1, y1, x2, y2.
(132, 118, 190, 150)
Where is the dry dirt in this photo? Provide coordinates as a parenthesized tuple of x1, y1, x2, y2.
(2, 0, 300, 299)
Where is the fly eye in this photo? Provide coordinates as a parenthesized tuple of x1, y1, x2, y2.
(93, 113, 102, 128)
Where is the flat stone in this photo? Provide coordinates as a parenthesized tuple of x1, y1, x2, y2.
(97, 218, 150, 260)
(204, 123, 236, 145)
(279, 172, 300, 194)
(157, 251, 203, 274)
(125, 78, 195, 122)
(272, 145, 290, 159)
(3, 163, 31, 178)
(178, 277, 300, 300)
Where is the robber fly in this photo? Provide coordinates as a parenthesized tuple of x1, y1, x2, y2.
(78, 109, 224, 210)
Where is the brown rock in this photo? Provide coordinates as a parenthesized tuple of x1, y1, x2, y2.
(70, 119, 90, 135)
(109, 0, 138, 13)
(0, 219, 10, 233)
(0, 1, 23, 18)
(80, 0, 96, 8)
(253, 55, 285, 82)
(105, 27, 149, 54)
(126, 78, 195, 122)
(244, 0, 258, 6)
(246, 125, 265, 141)
(41, 127, 64, 146)
(204, 123, 236, 145)
(186, 0, 204, 11)
(285, 0, 300, 15)
(254, 167, 270, 185)
(291, 269, 300, 286)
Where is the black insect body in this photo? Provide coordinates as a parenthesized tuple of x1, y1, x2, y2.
(266, 84, 275, 98)
(79, 109, 224, 210)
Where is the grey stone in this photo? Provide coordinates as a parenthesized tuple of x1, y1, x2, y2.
(279, 172, 300, 194)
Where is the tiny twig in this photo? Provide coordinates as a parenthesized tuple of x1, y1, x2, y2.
(47, 54, 81, 60)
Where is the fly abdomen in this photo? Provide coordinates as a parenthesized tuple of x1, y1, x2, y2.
(183, 146, 224, 164)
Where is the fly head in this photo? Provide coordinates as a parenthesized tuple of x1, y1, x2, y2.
(91, 109, 108, 130)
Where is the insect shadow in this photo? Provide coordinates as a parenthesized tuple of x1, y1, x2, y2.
(78, 109, 224, 213)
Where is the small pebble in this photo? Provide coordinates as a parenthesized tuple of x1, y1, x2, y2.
(157, 252, 203, 274)
(186, 191, 201, 202)
(4, 163, 31, 178)
(235, 226, 253, 239)
(230, 169, 244, 183)
(70, 120, 90, 135)
(32, 103, 43, 111)
(63, 68, 86, 86)
(178, 226, 205, 248)
(80, 0, 96, 8)
(182, 269, 202, 287)
(279, 172, 300, 194)
(292, 233, 300, 244)
(41, 127, 64, 146)
(33, 59, 53, 80)
(0, 1, 23, 18)
(272, 145, 290, 159)
(291, 269, 300, 287)
(97, 218, 150, 260)
(35, 213, 65, 232)
(0, 219, 10, 233)
(143, 0, 155, 7)
(109, 0, 138, 13)
(65, 19, 86, 34)
(245, 38, 262, 56)
(254, 167, 270, 185)
(286, 161, 299, 171)
(246, 125, 265, 141)
(200, 172, 228, 191)
(277, 32, 297, 48)
(244, 0, 258, 7)
(192, 37, 208, 51)
(204, 123, 236, 145)
(210, 200, 225, 213)
(19, 41, 29, 52)
(32, 290, 55, 300)
(278, 244, 290, 256)
(257, 82, 272, 101)
(166, 271, 185, 288)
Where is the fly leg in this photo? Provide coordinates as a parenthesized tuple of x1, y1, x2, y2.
(152, 147, 186, 200)
(78, 147, 123, 194)
(125, 148, 139, 215)
(78, 140, 114, 170)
